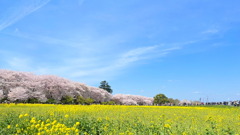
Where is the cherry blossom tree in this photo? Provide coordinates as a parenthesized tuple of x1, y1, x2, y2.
(112, 94, 153, 105)
(0, 69, 112, 103)
(8, 87, 29, 101)
(0, 69, 153, 105)
(0, 89, 4, 100)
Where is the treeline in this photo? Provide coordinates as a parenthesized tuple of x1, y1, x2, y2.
(0, 96, 116, 105)
(0, 93, 180, 106)
(153, 94, 180, 106)
(1, 93, 178, 106)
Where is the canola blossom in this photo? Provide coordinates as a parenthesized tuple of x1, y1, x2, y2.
(0, 104, 239, 134)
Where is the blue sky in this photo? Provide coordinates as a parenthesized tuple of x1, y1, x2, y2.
(1, 0, 240, 102)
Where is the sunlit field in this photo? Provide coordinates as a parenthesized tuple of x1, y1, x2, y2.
(0, 104, 239, 135)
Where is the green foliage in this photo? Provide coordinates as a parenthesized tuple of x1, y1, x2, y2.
(61, 96, 74, 104)
(14, 99, 21, 103)
(84, 98, 94, 105)
(153, 94, 169, 105)
(74, 96, 86, 104)
(0, 97, 9, 103)
(74, 96, 94, 105)
(168, 98, 180, 105)
(101, 101, 116, 105)
(46, 98, 57, 104)
(99, 80, 113, 94)
(26, 98, 39, 103)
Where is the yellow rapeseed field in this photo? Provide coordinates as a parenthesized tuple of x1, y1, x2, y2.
(0, 104, 239, 135)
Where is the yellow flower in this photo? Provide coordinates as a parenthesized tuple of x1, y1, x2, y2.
(75, 122, 80, 126)
(17, 129, 21, 133)
(46, 119, 50, 123)
(24, 113, 29, 117)
(52, 120, 57, 125)
(65, 114, 69, 118)
(164, 124, 171, 128)
(35, 124, 40, 128)
(30, 118, 36, 123)
(19, 114, 23, 118)
(7, 125, 11, 129)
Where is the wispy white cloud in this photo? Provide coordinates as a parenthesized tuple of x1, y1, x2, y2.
(5, 57, 32, 71)
(12, 31, 80, 47)
(68, 45, 181, 79)
(7, 34, 207, 85)
(192, 91, 201, 94)
(0, 0, 50, 31)
(2, 44, 180, 83)
(1, 39, 196, 84)
(2, 20, 202, 84)
(7, 29, 126, 57)
(116, 45, 160, 66)
(202, 29, 219, 34)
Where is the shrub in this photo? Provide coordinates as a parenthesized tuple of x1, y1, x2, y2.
(27, 98, 40, 103)
(60, 96, 73, 104)
(46, 98, 57, 104)
(101, 101, 116, 105)
(74, 96, 86, 104)
(74, 96, 94, 105)
(85, 98, 94, 105)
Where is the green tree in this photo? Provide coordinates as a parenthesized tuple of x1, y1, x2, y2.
(99, 80, 113, 94)
(153, 94, 169, 105)
(74, 96, 86, 104)
(60, 96, 73, 104)
(168, 98, 180, 106)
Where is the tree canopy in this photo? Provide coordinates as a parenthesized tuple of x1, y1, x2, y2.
(153, 93, 169, 105)
(99, 80, 113, 94)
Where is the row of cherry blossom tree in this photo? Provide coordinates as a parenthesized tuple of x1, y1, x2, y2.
(0, 69, 153, 105)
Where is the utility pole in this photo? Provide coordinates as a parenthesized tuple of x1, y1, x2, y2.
(206, 96, 208, 105)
